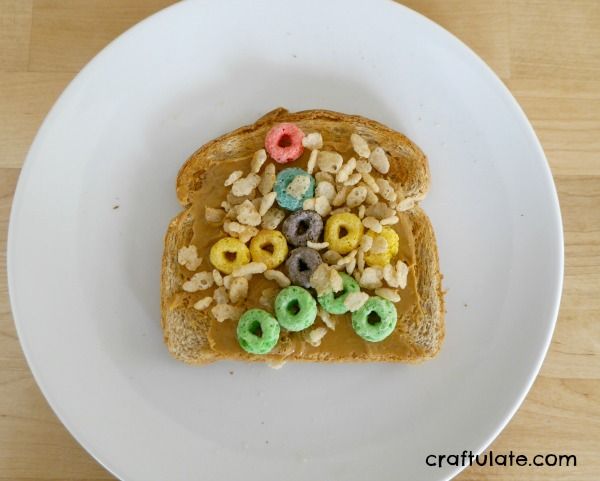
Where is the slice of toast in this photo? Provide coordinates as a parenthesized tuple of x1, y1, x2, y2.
(162, 205, 444, 364)
(162, 108, 444, 365)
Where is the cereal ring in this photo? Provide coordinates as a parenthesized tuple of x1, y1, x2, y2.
(364, 227, 400, 267)
(317, 273, 360, 314)
(324, 213, 364, 254)
(274, 286, 317, 332)
(237, 309, 280, 354)
(285, 246, 322, 288)
(249, 230, 288, 269)
(265, 123, 305, 164)
(351, 296, 397, 342)
(282, 210, 324, 247)
(274, 168, 315, 211)
(209, 237, 251, 274)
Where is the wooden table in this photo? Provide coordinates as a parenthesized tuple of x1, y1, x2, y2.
(1, 1, 598, 479)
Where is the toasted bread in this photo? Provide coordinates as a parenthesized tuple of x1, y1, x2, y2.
(162, 206, 444, 364)
(176, 108, 430, 207)
(162, 108, 444, 365)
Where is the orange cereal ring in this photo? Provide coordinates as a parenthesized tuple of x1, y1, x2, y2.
(324, 213, 364, 255)
(209, 237, 251, 274)
(249, 230, 288, 269)
(364, 227, 399, 267)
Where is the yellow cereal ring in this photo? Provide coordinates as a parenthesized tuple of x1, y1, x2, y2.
(209, 237, 251, 274)
(365, 227, 400, 267)
(249, 230, 288, 269)
(324, 213, 364, 255)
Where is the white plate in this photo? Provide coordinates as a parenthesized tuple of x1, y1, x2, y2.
(8, 1, 563, 480)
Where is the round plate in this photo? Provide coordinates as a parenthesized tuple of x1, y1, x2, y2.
(8, 1, 563, 480)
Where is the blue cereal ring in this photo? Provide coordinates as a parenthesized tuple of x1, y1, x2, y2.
(318, 273, 361, 314)
(274, 286, 317, 332)
(274, 167, 315, 211)
(237, 309, 280, 354)
(351, 296, 397, 342)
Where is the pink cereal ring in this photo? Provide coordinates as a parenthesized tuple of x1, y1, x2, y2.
(265, 123, 305, 164)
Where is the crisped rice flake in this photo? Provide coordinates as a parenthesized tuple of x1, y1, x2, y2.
(259, 191, 277, 216)
(362, 216, 382, 233)
(182, 271, 214, 292)
(350, 133, 371, 158)
(232, 173, 261, 197)
(343, 172, 362, 186)
(261, 206, 286, 229)
(374, 287, 401, 303)
(359, 267, 383, 289)
(236, 200, 261, 227)
(258, 163, 276, 195)
(322, 250, 342, 265)
(306, 241, 329, 250)
(317, 151, 343, 173)
(315, 180, 336, 202)
(369, 147, 390, 174)
(355, 159, 372, 174)
(304, 326, 328, 347)
(224, 170, 243, 186)
(286, 175, 311, 199)
(380, 215, 399, 226)
(211, 304, 244, 322)
(343, 292, 369, 312)
(396, 197, 415, 212)
(318, 307, 336, 330)
(228, 277, 249, 304)
(193, 296, 213, 310)
(212, 269, 223, 286)
(336, 157, 356, 184)
(177, 245, 202, 271)
(232, 261, 267, 277)
(306, 149, 319, 174)
(205, 207, 225, 224)
(213, 286, 229, 304)
(345, 185, 367, 208)
(314, 195, 332, 217)
(251, 149, 268, 173)
(302, 132, 323, 150)
(332, 186, 349, 207)
(264, 269, 291, 287)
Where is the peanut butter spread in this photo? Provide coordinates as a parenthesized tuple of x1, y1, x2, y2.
(185, 144, 422, 360)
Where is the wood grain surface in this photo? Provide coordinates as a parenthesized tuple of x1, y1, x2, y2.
(1, 1, 598, 480)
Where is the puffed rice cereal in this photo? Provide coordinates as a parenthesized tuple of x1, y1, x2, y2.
(369, 146, 390, 174)
(251, 149, 268, 173)
(350, 133, 371, 158)
(317, 151, 343, 173)
(343, 292, 369, 312)
(182, 271, 214, 292)
(229, 277, 249, 304)
(264, 269, 291, 287)
(211, 304, 244, 322)
(302, 132, 323, 150)
(177, 245, 202, 271)
(258, 163, 277, 196)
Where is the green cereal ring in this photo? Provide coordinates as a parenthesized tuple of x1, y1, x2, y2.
(318, 273, 360, 314)
(274, 167, 315, 211)
(274, 286, 317, 332)
(237, 309, 280, 354)
(351, 296, 397, 342)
